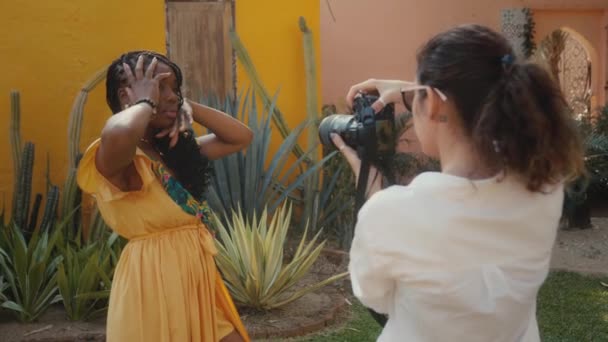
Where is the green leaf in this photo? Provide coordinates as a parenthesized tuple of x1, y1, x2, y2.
(2, 300, 26, 314)
(214, 203, 345, 310)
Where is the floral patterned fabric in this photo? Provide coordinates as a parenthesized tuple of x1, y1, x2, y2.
(152, 162, 213, 226)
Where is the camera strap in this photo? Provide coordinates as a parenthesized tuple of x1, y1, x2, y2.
(355, 156, 370, 214)
(353, 122, 389, 328)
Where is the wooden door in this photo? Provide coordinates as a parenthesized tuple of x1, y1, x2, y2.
(166, 1, 235, 101)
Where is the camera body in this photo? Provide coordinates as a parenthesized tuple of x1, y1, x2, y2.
(318, 94, 396, 168)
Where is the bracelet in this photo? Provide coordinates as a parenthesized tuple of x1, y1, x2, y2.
(134, 98, 157, 114)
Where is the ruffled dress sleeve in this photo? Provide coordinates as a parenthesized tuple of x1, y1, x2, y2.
(76, 138, 156, 202)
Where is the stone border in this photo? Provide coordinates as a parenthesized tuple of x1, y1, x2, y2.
(249, 293, 348, 340)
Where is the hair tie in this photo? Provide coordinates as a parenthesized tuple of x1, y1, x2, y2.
(501, 54, 515, 71)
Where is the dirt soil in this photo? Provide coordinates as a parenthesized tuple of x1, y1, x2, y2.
(1, 216, 607, 341)
(551, 216, 608, 276)
(0, 307, 105, 342)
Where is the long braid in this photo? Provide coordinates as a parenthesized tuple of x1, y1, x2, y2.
(105, 51, 211, 200)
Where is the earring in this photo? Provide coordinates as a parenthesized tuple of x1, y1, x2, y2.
(493, 140, 501, 153)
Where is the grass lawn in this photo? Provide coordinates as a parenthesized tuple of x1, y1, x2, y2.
(289, 271, 608, 342)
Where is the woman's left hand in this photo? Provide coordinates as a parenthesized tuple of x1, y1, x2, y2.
(331, 133, 383, 197)
(156, 99, 194, 147)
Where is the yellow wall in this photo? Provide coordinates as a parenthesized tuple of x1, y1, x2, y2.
(235, 0, 322, 155)
(0, 0, 165, 210)
(0, 0, 320, 213)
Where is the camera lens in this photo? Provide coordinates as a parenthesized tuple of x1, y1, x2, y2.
(318, 114, 357, 147)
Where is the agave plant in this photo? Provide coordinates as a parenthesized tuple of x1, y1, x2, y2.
(203, 91, 337, 223)
(56, 233, 119, 321)
(213, 202, 348, 310)
(0, 275, 7, 303)
(0, 221, 64, 322)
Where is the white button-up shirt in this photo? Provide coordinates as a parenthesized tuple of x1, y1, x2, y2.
(349, 172, 563, 342)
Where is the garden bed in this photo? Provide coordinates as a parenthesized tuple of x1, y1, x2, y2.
(0, 249, 349, 342)
(242, 249, 349, 339)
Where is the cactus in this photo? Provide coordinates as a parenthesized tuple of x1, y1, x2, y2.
(61, 169, 79, 226)
(1, 195, 5, 227)
(45, 152, 52, 194)
(299, 16, 322, 232)
(7, 90, 61, 238)
(10, 91, 22, 175)
(67, 67, 106, 169)
(27, 194, 42, 234)
(61, 145, 84, 237)
(13, 142, 34, 230)
(229, 30, 308, 162)
(40, 185, 59, 232)
(10, 92, 22, 223)
(63, 68, 105, 240)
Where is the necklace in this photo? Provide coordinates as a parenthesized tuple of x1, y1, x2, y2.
(139, 138, 164, 157)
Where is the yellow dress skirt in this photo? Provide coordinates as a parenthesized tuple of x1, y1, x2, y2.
(77, 139, 249, 342)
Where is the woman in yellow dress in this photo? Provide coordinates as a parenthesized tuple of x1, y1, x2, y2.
(77, 51, 252, 342)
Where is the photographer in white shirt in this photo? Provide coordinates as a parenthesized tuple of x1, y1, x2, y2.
(331, 24, 585, 342)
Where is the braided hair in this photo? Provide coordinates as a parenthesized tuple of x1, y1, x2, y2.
(105, 50, 211, 200)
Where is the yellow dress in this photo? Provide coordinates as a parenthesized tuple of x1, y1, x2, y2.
(77, 139, 250, 342)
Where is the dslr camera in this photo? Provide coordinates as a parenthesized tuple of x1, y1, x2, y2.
(318, 94, 397, 172)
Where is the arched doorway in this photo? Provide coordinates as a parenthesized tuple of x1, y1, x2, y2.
(533, 28, 596, 117)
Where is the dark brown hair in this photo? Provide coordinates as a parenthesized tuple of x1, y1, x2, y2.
(416, 24, 584, 192)
(105, 51, 211, 200)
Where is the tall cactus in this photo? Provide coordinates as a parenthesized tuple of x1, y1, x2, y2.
(40, 186, 59, 232)
(8, 90, 61, 237)
(63, 68, 106, 235)
(27, 194, 43, 234)
(299, 16, 321, 232)
(13, 142, 34, 230)
(67, 67, 106, 169)
(229, 30, 308, 162)
(10, 92, 22, 222)
(10, 91, 22, 175)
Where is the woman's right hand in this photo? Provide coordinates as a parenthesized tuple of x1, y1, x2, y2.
(346, 79, 409, 113)
(123, 55, 171, 105)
